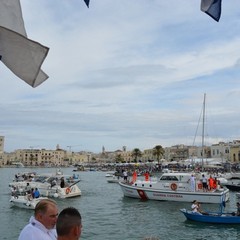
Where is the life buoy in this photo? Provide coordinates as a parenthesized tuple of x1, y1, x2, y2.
(66, 187, 71, 194)
(170, 183, 177, 191)
(198, 183, 203, 189)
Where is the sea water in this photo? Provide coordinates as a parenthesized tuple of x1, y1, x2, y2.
(1, 167, 240, 240)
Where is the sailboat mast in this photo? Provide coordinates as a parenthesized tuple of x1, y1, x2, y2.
(201, 93, 206, 171)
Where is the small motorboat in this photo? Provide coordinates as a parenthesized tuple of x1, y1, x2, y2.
(107, 175, 122, 183)
(56, 182, 82, 198)
(65, 173, 80, 183)
(10, 195, 48, 210)
(224, 182, 240, 191)
(105, 172, 115, 178)
(9, 173, 82, 199)
(180, 208, 240, 224)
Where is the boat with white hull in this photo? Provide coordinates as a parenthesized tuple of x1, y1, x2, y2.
(10, 196, 48, 210)
(107, 175, 122, 183)
(119, 172, 229, 203)
(9, 174, 81, 199)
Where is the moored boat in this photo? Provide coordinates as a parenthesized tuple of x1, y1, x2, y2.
(107, 175, 122, 183)
(119, 172, 230, 203)
(224, 182, 240, 191)
(9, 173, 81, 199)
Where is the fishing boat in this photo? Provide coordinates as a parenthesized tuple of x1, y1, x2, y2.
(119, 172, 229, 203)
(180, 208, 240, 224)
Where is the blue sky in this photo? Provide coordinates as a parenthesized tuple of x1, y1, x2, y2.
(1, 0, 240, 153)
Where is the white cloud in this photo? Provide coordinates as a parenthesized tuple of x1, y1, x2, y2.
(1, 0, 240, 152)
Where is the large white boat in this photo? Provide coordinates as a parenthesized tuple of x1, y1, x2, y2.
(119, 172, 229, 203)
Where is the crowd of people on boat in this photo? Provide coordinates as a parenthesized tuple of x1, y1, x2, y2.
(187, 174, 222, 192)
(115, 168, 151, 183)
(11, 182, 41, 200)
(14, 172, 36, 182)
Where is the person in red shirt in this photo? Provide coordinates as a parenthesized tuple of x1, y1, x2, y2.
(208, 175, 214, 190)
(144, 171, 150, 181)
(132, 170, 137, 183)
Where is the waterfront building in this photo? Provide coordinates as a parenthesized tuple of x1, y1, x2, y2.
(211, 142, 230, 162)
(1, 135, 240, 166)
(229, 140, 240, 163)
(164, 144, 190, 162)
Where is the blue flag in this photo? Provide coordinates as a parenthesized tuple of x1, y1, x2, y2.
(83, 0, 90, 8)
(201, 0, 222, 22)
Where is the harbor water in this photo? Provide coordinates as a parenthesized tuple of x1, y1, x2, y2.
(1, 167, 240, 240)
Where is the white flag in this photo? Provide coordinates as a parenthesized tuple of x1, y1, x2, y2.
(0, 0, 49, 87)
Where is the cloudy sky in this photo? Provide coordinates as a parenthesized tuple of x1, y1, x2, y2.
(1, 0, 240, 153)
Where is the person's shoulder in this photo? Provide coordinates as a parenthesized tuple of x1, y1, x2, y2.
(18, 223, 36, 240)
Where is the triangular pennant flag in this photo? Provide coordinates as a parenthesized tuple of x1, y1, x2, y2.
(0, 0, 49, 87)
(83, 0, 90, 8)
(201, 0, 222, 22)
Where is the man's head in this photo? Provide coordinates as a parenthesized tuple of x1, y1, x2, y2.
(34, 199, 58, 229)
(56, 207, 82, 239)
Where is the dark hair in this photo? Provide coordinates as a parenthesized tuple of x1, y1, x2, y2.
(56, 207, 82, 236)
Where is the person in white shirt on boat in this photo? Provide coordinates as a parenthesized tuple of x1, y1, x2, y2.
(123, 170, 128, 182)
(11, 186, 18, 197)
(25, 182, 32, 192)
(191, 200, 202, 214)
(18, 199, 58, 240)
(188, 174, 196, 192)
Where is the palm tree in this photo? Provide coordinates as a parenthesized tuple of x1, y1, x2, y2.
(131, 148, 142, 163)
(153, 145, 165, 164)
(115, 154, 124, 163)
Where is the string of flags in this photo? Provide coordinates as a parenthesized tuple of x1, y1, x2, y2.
(83, 0, 222, 22)
(0, 0, 223, 88)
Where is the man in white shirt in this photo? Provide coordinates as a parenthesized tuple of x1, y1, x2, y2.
(18, 199, 58, 240)
(189, 174, 196, 192)
(191, 200, 202, 215)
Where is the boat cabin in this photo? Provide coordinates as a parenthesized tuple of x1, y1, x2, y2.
(159, 173, 193, 183)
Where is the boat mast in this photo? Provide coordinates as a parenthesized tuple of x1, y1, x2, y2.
(201, 93, 206, 172)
